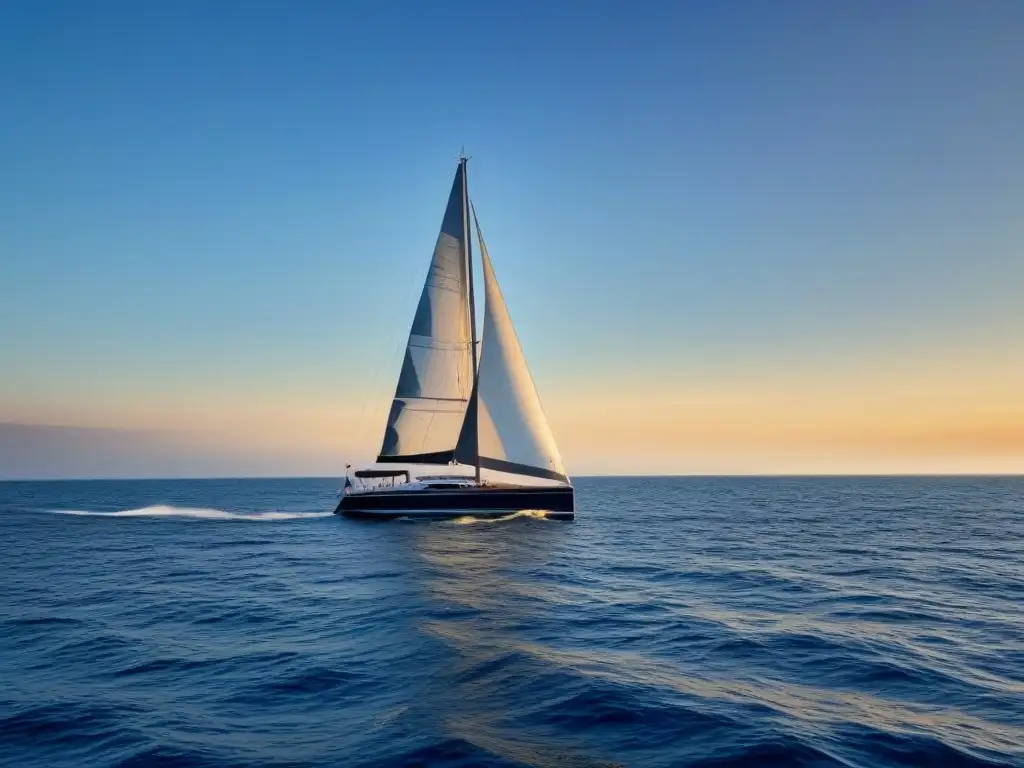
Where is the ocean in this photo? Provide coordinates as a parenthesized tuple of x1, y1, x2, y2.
(0, 476, 1021, 767)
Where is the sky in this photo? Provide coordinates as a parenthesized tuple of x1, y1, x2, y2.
(1, 0, 1022, 479)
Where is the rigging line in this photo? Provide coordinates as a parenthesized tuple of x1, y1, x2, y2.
(419, 411, 437, 453)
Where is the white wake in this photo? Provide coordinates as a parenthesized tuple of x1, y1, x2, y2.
(51, 505, 333, 521)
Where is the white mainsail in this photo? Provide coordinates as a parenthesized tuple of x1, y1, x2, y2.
(453, 207, 569, 483)
(377, 164, 473, 463)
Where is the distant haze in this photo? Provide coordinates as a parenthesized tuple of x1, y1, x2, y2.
(0, 424, 345, 480)
(1, 2, 1022, 479)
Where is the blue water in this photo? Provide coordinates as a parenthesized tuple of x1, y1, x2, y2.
(1, 477, 1021, 767)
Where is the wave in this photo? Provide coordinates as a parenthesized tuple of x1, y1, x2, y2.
(50, 505, 333, 521)
(4, 476, 1022, 768)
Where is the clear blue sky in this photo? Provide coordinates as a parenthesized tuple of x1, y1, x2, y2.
(1, 1, 1022, 477)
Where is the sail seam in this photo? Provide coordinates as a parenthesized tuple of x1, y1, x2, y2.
(395, 397, 467, 404)
(422, 283, 461, 295)
(406, 341, 471, 349)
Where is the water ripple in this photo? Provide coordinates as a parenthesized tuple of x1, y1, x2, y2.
(1, 476, 1022, 767)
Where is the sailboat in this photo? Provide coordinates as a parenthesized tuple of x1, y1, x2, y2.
(334, 157, 574, 520)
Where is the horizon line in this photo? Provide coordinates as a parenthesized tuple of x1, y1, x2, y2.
(2, 472, 1022, 483)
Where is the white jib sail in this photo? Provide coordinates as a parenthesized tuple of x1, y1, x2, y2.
(471, 208, 568, 483)
(378, 165, 473, 461)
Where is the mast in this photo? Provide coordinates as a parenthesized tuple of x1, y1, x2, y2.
(461, 155, 481, 483)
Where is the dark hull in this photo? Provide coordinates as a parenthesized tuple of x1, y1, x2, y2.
(335, 484, 574, 520)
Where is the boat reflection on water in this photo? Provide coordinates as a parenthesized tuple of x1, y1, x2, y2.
(386, 516, 608, 767)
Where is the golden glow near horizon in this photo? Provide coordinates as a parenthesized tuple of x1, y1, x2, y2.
(5, 350, 1021, 476)
(545, 356, 1024, 474)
